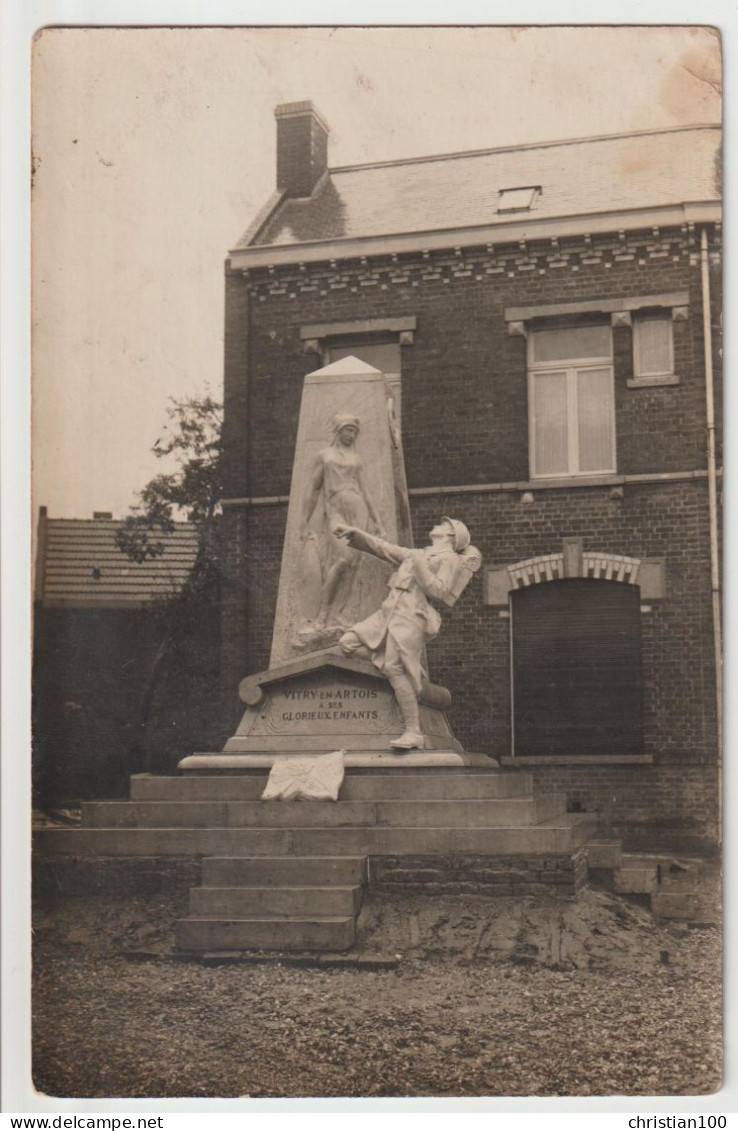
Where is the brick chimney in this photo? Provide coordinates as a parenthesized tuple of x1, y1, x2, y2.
(275, 101, 330, 198)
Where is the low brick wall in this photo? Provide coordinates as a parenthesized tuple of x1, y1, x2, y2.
(502, 762, 719, 854)
(34, 850, 588, 907)
(368, 850, 588, 897)
(33, 855, 201, 901)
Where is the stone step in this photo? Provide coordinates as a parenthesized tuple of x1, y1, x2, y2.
(613, 863, 659, 895)
(586, 840, 623, 869)
(176, 915, 355, 953)
(81, 794, 567, 830)
(287, 816, 596, 858)
(35, 815, 596, 858)
(130, 772, 533, 802)
(188, 885, 363, 918)
(202, 855, 367, 887)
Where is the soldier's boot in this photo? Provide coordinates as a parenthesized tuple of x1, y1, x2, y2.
(388, 677, 425, 750)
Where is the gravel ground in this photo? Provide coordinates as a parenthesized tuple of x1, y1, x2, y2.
(32, 879, 722, 1099)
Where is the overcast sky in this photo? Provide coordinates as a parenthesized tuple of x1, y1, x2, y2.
(31, 25, 721, 519)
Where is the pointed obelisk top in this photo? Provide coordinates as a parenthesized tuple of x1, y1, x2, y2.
(305, 355, 384, 382)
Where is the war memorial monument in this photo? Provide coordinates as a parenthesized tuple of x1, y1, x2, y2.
(186, 354, 485, 769)
(37, 356, 599, 954)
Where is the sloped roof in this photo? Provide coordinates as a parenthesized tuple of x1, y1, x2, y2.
(38, 516, 199, 608)
(242, 125, 720, 253)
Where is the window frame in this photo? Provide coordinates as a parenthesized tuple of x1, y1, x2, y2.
(497, 186, 541, 213)
(527, 322, 617, 480)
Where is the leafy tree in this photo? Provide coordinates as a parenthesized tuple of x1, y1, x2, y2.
(116, 394, 224, 772)
(116, 393, 223, 562)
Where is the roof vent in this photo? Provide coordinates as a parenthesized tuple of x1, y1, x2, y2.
(275, 101, 330, 199)
(497, 186, 541, 213)
(93, 511, 113, 519)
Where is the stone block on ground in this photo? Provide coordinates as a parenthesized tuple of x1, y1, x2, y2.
(586, 840, 623, 868)
(131, 770, 530, 802)
(651, 890, 699, 920)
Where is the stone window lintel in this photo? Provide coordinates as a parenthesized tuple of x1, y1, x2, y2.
(504, 292, 689, 324)
(300, 316, 417, 342)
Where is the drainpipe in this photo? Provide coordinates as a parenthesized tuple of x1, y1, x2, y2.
(700, 226, 722, 845)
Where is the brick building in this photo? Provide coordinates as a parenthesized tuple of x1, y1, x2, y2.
(220, 102, 722, 851)
(33, 509, 220, 800)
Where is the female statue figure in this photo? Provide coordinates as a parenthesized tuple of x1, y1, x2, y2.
(298, 414, 385, 634)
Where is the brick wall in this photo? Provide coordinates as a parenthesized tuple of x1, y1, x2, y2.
(220, 226, 721, 847)
(222, 483, 716, 744)
(503, 762, 720, 854)
(369, 849, 588, 896)
(221, 268, 251, 499)
(410, 483, 716, 758)
(226, 229, 717, 498)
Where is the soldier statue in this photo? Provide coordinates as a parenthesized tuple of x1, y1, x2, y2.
(333, 517, 481, 749)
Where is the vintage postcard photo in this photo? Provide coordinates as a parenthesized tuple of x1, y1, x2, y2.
(29, 25, 722, 1101)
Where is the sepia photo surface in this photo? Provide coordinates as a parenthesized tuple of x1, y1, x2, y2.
(29, 25, 722, 1103)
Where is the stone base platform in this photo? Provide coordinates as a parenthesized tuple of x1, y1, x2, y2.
(178, 750, 497, 773)
(34, 766, 598, 955)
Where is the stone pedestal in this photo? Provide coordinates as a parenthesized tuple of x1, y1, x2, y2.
(186, 651, 467, 769)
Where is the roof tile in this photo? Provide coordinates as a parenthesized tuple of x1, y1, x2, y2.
(245, 126, 720, 250)
(40, 518, 200, 607)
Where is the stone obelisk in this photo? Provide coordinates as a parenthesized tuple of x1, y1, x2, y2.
(181, 356, 478, 768)
(269, 355, 412, 666)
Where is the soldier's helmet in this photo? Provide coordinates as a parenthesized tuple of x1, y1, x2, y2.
(441, 517, 471, 553)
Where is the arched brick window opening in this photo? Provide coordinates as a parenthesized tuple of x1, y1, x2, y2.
(511, 578, 643, 757)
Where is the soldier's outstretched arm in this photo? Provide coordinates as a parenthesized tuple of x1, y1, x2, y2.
(332, 525, 410, 565)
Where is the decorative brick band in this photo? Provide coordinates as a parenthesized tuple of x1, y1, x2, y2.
(242, 226, 721, 302)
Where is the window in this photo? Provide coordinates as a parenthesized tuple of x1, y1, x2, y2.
(633, 312, 674, 380)
(528, 322, 615, 478)
(497, 186, 540, 213)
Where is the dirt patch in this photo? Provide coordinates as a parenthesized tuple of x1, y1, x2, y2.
(32, 869, 722, 1098)
(33, 855, 720, 974)
(352, 886, 693, 972)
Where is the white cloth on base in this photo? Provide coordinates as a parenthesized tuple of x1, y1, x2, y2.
(260, 749, 346, 801)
